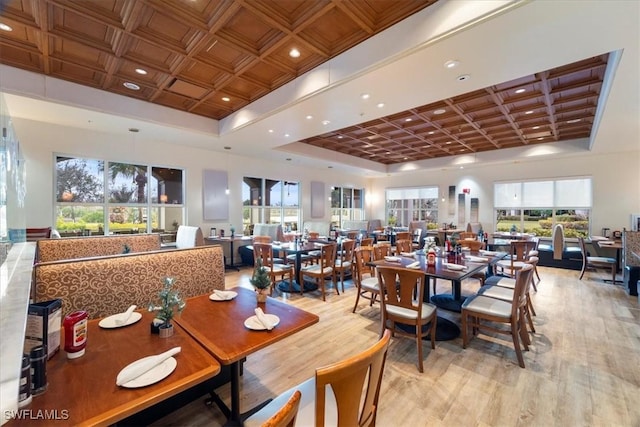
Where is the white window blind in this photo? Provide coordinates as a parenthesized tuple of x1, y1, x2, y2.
(495, 178, 591, 208)
(555, 178, 591, 208)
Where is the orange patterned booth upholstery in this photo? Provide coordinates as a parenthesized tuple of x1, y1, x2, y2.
(33, 245, 225, 319)
(35, 234, 162, 263)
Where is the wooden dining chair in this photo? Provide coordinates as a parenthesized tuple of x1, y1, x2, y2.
(377, 266, 437, 373)
(372, 242, 391, 260)
(253, 243, 295, 294)
(395, 231, 411, 241)
(360, 237, 374, 247)
(352, 246, 381, 312)
(260, 389, 301, 427)
(300, 243, 337, 300)
(495, 240, 536, 277)
(244, 330, 392, 427)
(334, 238, 356, 292)
(459, 231, 477, 240)
(578, 237, 616, 283)
(394, 239, 412, 254)
(461, 264, 534, 368)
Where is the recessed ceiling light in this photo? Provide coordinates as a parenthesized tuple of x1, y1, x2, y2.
(337, 135, 343, 139)
(428, 131, 435, 135)
(567, 118, 582, 123)
(222, 96, 230, 102)
(460, 149, 465, 152)
(322, 120, 330, 125)
(268, 129, 274, 133)
(515, 88, 526, 94)
(135, 68, 147, 75)
(361, 93, 370, 100)
(525, 110, 534, 114)
(444, 60, 460, 69)
(433, 109, 446, 115)
(405, 118, 412, 122)
(537, 137, 544, 140)
(456, 74, 470, 82)
(459, 166, 464, 169)
(284, 133, 290, 137)
(533, 126, 540, 129)
(377, 103, 385, 108)
(446, 141, 451, 145)
(123, 82, 140, 90)
(403, 157, 408, 160)
(0, 23, 13, 32)
(289, 48, 300, 58)
(305, 115, 313, 120)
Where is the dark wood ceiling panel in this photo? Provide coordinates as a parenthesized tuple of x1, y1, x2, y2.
(0, 1, 610, 166)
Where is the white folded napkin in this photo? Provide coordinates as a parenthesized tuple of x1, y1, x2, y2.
(384, 256, 401, 262)
(406, 261, 421, 269)
(443, 263, 467, 271)
(116, 347, 181, 386)
(115, 305, 137, 326)
(213, 290, 236, 300)
(465, 255, 489, 262)
(479, 250, 500, 256)
(254, 308, 274, 330)
(400, 252, 415, 257)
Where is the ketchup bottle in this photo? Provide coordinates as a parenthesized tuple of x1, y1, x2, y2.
(64, 311, 88, 359)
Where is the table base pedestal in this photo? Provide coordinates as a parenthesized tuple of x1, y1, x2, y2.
(395, 316, 460, 341)
(277, 280, 319, 294)
(430, 294, 466, 313)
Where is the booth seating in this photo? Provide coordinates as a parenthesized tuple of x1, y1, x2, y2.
(536, 224, 583, 270)
(623, 230, 640, 296)
(33, 245, 225, 319)
(36, 233, 161, 263)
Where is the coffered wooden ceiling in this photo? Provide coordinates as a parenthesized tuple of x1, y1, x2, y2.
(0, 1, 609, 166)
(0, 0, 436, 119)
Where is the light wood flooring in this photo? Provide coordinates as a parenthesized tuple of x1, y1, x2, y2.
(152, 266, 640, 427)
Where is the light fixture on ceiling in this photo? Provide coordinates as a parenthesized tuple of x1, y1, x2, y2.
(123, 82, 140, 90)
(444, 60, 460, 69)
(134, 68, 147, 75)
(533, 126, 540, 129)
(337, 135, 343, 139)
(456, 74, 470, 82)
(525, 110, 534, 114)
(268, 129, 274, 133)
(377, 103, 385, 108)
(433, 108, 446, 115)
(361, 93, 370, 100)
(459, 166, 464, 169)
(284, 133, 290, 137)
(515, 88, 526, 94)
(0, 23, 13, 32)
(428, 131, 435, 135)
(322, 120, 330, 125)
(289, 48, 300, 58)
(567, 118, 582, 123)
(405, 118, 412, 122)
(221, 96, 230, 102)
(306, 115, 313, 120)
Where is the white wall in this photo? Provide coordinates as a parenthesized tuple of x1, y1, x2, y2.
(367, 150, 640, 235)
(14, 118, 368, 233)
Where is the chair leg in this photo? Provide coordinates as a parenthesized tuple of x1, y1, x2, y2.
(416, 331, 424, 373)
(511, 322, 526, 368)
(461, 310, 468, 348)
(430, 317, 437, 350)
(612, 264, 616, 283)
(352, 288, 361, 313)
(527, 293, 537, 317)
(579, 262, 586, 280)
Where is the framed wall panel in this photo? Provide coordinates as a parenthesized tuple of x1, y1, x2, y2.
(310, 181, 325, 218)
(203, 169, 228, 221)
(448, 185, 456, 216)
(458, 193, 466, 229)
(470, 198, 479, 223)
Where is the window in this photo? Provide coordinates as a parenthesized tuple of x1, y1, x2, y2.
(55, 156, 184, 236)
(330, 186, 365, 228)
(242, 177, 300, 234)
(494, 177, 592, 238)
(385, 187, 439, 228)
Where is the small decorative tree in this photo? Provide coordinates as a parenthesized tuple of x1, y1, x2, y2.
(250, 259, 271, 302)
(148, 277, 186, 335)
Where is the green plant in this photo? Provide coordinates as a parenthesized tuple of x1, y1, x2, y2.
(250, 260, 271, 290)
(148, 277, 186, 327)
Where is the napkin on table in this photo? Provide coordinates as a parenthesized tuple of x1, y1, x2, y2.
(384, 256, 401, 262)
(465, 255, 489, 262)
(400, 252, 415, 257)
(406, 261, 421, 269)
(116, 346, 181, 386)
(213, 290, 236, 300)
(479, 250, 500, 256)
(254, 308, 274, 330)
(443, 263, 467, 271)
(115, 305, 137, 325)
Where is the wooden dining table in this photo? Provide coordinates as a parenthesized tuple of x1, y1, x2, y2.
(371, 249, 508, 313)
(173, 286, 319, 426)
(272, 240, 334, 293)
(7, 310, 221, 427)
